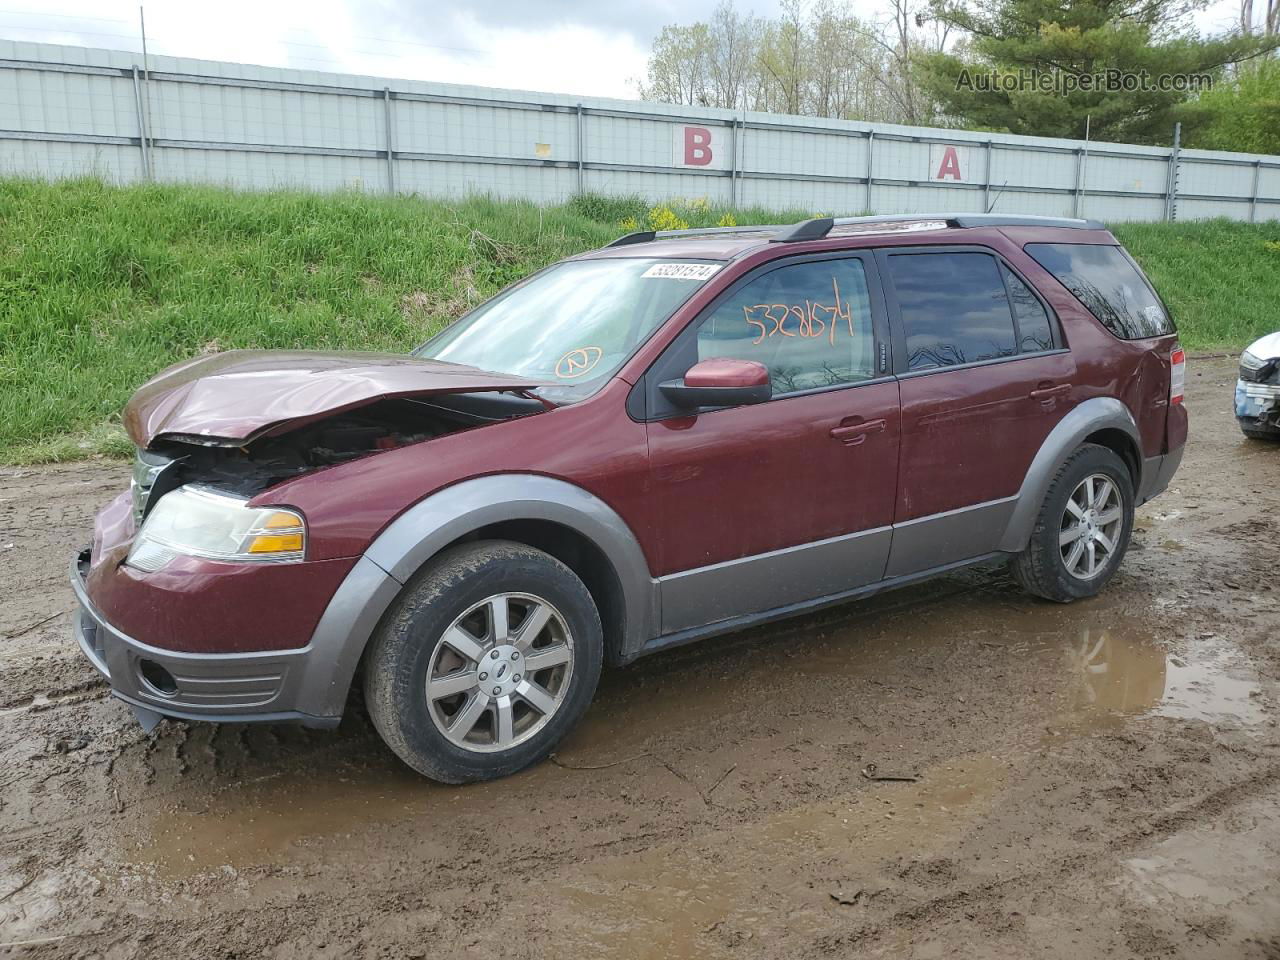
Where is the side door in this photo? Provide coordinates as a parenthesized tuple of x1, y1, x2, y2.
(876, 246, 1077, 577)
(638, 252, 901, 635)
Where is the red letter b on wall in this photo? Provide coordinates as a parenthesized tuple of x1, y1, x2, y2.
(683, 127, 713, 166)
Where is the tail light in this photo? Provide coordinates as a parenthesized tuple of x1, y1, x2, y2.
(1169, 345, 1186, 405)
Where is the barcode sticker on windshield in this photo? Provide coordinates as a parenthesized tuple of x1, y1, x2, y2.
(642, 263, 721, 281)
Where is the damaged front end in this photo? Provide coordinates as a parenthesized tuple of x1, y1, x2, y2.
(1236, 332, 1280, 440)
(70, 350, 554, 727)
(117, 349, 550, 548)
(130, 395, 502, 520)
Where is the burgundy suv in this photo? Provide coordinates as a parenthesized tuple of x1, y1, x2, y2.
(71, 214, 1187, 783)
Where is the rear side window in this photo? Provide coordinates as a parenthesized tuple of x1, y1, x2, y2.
(887, 252, 1055, 371)
(1024, 243, 1174, 339)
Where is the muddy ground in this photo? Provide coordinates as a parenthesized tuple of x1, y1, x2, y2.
(1, 356, 1278, 959)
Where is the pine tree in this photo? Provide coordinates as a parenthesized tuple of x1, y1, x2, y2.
(919, 0, 1279, 143)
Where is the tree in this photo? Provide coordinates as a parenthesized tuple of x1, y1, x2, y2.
(639, 24, 714, 106)
(917, 0, 1280, 143)
(1182, 58, 1280, 152)
(639, 0, 946, 124)
(706, 2, 760, 109)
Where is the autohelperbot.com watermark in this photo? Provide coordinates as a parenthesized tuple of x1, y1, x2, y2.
(955, 68, 1213, 95)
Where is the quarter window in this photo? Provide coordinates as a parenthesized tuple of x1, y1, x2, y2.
(1001, 264, 1055, 353)
(1024, 243, 1174, 340)
(696, 258, 876, 394)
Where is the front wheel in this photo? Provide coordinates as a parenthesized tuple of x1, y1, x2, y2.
(1238, 417, 1280, 441)
(363, 541, 603, 783)
(1012, 443, 1135, 603)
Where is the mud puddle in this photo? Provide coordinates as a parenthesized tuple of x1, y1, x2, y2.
(127, 754, 447, 879)
(1119, 789, 1280, 945)
(546, 751, 1010, 959)
(1062, 627, 1264, 728)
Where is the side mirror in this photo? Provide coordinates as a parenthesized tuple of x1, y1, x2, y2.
(659, 358, 772, 409)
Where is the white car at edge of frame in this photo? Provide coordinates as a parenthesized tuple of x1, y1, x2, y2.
(1237, 332, 1280, 441)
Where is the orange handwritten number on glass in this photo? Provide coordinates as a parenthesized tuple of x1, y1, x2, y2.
(741, 277, 853, 346)
(744, 305, 767, 345)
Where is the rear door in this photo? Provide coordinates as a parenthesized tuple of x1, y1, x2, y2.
(640, 252, 901, 634)
(876, 246, 1077, 577)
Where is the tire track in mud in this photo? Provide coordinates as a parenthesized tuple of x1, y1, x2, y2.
(0, 708, 388, 846)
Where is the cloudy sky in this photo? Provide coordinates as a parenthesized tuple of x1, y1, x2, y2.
(1, 0, 1251, 100)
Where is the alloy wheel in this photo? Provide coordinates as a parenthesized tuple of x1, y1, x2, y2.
(425, 592, 574, 753)
(1059, 473, 1124, 580)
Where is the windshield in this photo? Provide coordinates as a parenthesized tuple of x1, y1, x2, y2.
(415, 258, 720, 398)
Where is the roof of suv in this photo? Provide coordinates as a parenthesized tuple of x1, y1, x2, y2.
(579, 213, 1110, 262)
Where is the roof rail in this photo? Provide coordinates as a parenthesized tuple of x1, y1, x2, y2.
(604, 212, 1104, 249)
(605, 224, 785, 248)
(769, 217, 834, 243)
(943, 214, 1106, 230)
(606, 230, 656, 247)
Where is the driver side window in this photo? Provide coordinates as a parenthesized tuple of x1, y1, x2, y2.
(696, 258, 876, 395)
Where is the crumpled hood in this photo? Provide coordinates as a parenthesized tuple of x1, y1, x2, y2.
(123, 350, 544, 447)
(1245, 331, 1280, 362)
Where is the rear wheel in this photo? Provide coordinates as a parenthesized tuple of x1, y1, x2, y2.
(364, 541, 603, 783)
(1012, 444, 1134, 603)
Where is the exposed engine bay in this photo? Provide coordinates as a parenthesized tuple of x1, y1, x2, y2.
(135, 393, 543, 514)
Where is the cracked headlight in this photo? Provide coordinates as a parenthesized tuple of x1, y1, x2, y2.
(1240, 350, 1266, 372)
(127, 486, 306, 571)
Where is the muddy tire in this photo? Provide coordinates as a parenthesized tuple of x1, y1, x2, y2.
(363, 540, 602, 783)
(1012, 443, 1134, 603)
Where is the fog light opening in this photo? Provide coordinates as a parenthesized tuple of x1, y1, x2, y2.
(138, 659, 178, 697)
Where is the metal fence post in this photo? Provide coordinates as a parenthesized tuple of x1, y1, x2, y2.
(1072, 147, 1084, 218)
(729, 118, 738, 209)
(983, 140, 993, 212)
(383, 88, 396, 194)
(864, 130, 875, 213)
(575, 103, 584, 195)
(130, 65, 151, 181)
(1165, 122, 1181, 222)
(1250, 160, 1261, 223)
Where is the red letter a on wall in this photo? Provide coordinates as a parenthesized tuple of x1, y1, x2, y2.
(935, 146, 963, 181)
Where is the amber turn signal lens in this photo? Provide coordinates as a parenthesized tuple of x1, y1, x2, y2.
(246, 532, 304, 554)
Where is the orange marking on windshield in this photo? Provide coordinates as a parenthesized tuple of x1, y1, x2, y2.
(555, 346, 604, 379)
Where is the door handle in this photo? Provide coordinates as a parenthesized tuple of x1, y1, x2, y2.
(1029, 383, 1071, 400)
(830, 418, 886, 445)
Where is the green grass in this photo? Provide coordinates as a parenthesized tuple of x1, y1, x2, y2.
(1, 177, 1276, 462)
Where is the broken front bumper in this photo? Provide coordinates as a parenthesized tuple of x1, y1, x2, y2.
(1236, 378, 1280, 429)
(69, 550, 339, 730)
